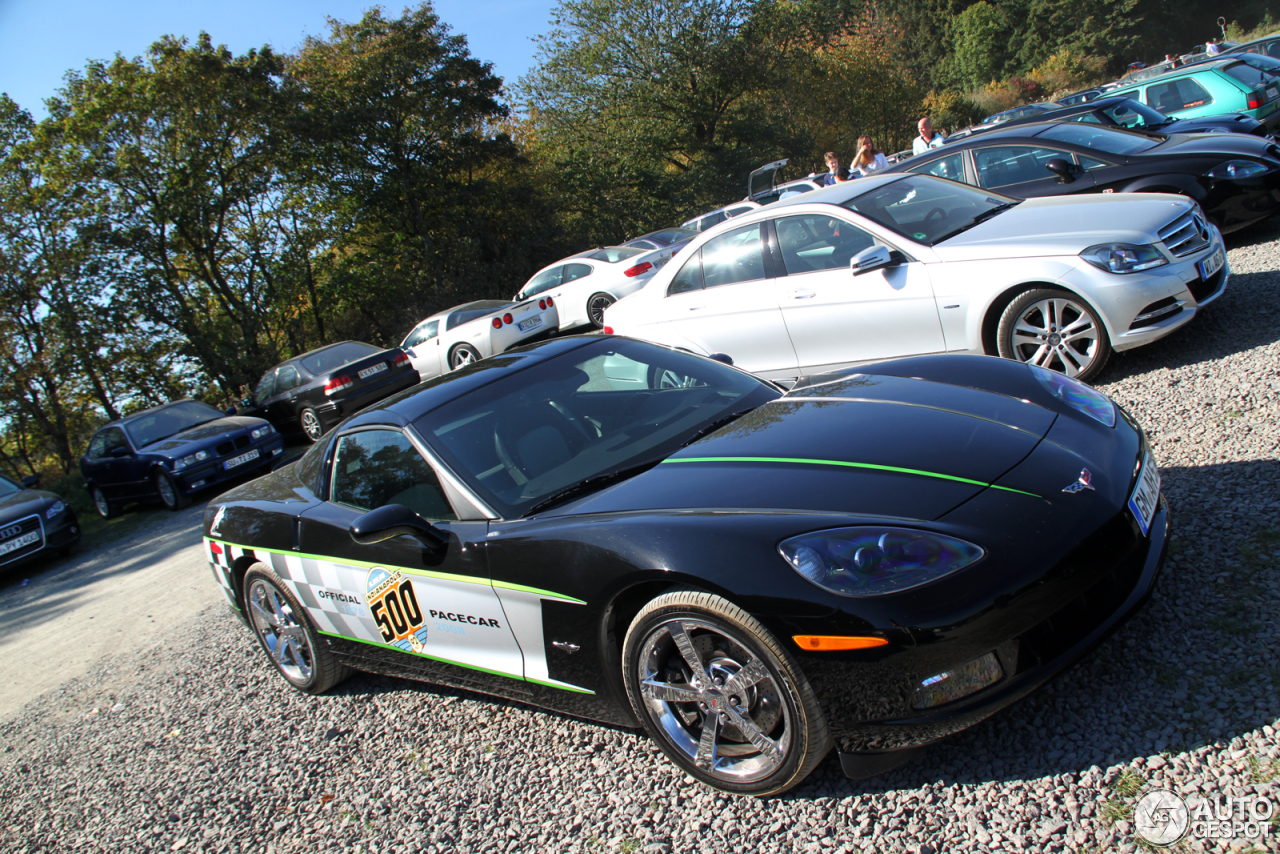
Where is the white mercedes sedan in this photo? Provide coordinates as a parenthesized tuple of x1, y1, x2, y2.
(603, 174, 1227, 384)
(400, 298, 559, 380)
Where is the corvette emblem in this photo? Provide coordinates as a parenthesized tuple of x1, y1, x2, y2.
(1062, 469, 1096, 493)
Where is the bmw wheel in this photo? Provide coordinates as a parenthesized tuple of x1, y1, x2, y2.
(622, 589, 830, 796)
(244, 563, 349, 694)
(450, 343, 480, 370)
(997, 288, 1112, 383)
(154, 470, 190, 511)
(299, 408, 324, 443)
(587, 293, 616, 329)
(91, 486, 116, 520)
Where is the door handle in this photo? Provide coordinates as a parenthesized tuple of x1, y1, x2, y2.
(790, 288, 816, 299)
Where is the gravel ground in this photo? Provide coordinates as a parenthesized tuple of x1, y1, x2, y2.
(3, 221, 1280, 854)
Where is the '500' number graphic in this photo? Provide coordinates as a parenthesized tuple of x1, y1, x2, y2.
(370, 577, 424, 643)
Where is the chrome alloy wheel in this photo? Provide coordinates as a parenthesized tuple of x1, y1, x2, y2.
(635, 618, 791, 783)
(156, 473, 178, 508)
(300, 409, 323, 442)
(587, 293, 615, 328)
(1008, 296, 1101, 378)
(247, 578, 316, 685)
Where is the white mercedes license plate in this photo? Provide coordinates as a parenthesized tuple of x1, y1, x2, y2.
(1128, 452, 1161, 537)
(224, 448, 261, 470)
(1198, 248, 1224, 280)
(358, 362, 388, 380)
(517, 315, 543, 333)
(0, 531, 39, 556)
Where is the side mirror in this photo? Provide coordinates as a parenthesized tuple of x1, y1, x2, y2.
(240, 398, 252, 409)
(707, 353, 734, 366)
(350, 504, 447, 550)
(109, 446, 132, 458)
(851, 245, 893, 276)
(224, 406, 238, 416)
(1046, 158, 1075, 183)
(21, 474, 39, 488)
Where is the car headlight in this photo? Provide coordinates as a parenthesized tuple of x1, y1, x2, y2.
(173, 449, 212, 471)
(1080, 243, 1168, 274)
(1206, 160, 1268, 179)
(1029, 364, 1117, 426)
(251, 424, 276, 441)
(778, 527, 985, 598)
(45, 501, 65, 519)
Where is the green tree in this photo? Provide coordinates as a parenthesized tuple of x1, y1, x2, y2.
(948, 1, 1015, 89)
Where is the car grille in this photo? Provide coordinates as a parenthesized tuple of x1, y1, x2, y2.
(1158, 212, 1212, 257)
(215, 435, 252, 456)
(0, 514, 45, 565)
(1189, 265, 1226, 304)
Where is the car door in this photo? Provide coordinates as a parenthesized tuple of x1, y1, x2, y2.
(96, 427, 146, 499)
(972, 144, 1096, 197)
(662, 221, 798, 377)
(295, 427, 525, 686)
(771, 213, 945, 371)
(403, 319, 443, 381)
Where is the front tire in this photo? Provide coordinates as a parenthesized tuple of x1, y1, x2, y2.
(244, 563, 349, 694)
(154, 470, 190, 511)
(996, 287, 1111, 382)
(621, 589, 831, 796)
(449, 343, 481, 370)
(587, 292, 616, 329)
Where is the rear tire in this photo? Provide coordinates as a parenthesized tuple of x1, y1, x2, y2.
(996, 287, 1111, 382)
(587, 293, 616, 329)
(91, 486, 116, 520)
(299, 408, 324, 443)
(449, 343, 481, 370)
(244, 563, 349, 694)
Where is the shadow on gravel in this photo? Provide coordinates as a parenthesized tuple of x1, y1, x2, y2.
(782, 459, 1280, 800)
(1222, 216, 1280, 249)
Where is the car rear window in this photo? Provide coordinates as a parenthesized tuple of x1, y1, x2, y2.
(1037, 124, 1160, 155)
(301, 342, 380, 374)
(583, 247, 645, 263)
(1224, 59, 1280, 87)
(447, 301, 511, 330)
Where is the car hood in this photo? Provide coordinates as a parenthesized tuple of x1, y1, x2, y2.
(1159, 113, 1263, 134)
(141, 416, 263, 454)
(932, 195, 1194, 261)
(0, 489, 58, 519)
(1138, 130, 1276, 158)
(562, 373, 1059, 520)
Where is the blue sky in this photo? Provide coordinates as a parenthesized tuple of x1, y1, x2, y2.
(0, 0, 558, 117)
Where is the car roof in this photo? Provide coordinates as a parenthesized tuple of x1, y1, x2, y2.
(1113, 57, 1240, 85)
(1226, 32, 1280, 52)
(342, 336, 602, 430)
(96, 398, 209, 430)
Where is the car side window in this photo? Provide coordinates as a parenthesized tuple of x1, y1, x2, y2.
(562, 263, 593, 283)
(1146, 78, 1212, 114)
(276, 365, 302, 392)
(254, 371, 276, 403)
(87, 433, 107, 459)
(1078, 155, 1109, 171)
(101, 427, 129, 456)
(908, 152, 966, 183)
(667, 249, 705, 296)
(405, 320, 439, 348)
(1070, 113, 1105, 124)
(330, 430, 457, 521)
(774, 214, 876, 274)
(700, 223, 767, 289)
(523, 267, 563, 298)
(974, 146, 1066, 188)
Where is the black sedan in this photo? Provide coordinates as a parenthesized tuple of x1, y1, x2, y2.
(892, 121, 1280, 232)
(0, 473, 80, 570)
(202, 337, 1167, 796)
(81, 400, 285, 517)
(956, 95, 1269, 140)
(241, 341, 420, 442)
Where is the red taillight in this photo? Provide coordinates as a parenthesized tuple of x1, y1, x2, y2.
(503, 313, 514, 325)
(623, 262, 653, 278)
(325, 374, 353, 396)
(539, 299, 546, 309)
(392, 351, 409, 368)
(603, 326, 614, 335)
(1249, 92, 1264, 109)
(492, 317, 503, 328)
(545, 296, 553, 307)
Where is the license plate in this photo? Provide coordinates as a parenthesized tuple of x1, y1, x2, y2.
(1197, 247, 1224, 280)
(224, 448, 261, 470)
(1268, 87, 1278, 100)
(358, 362, 388, 380)
(517, 315, 544, 333)
(0, 531, 39, 556)
(1127, 451, 1161, 537)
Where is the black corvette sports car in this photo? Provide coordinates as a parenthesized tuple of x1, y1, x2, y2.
(203, 337, 1167, 795)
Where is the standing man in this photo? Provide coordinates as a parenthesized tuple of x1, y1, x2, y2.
(913, 117, 945, 156)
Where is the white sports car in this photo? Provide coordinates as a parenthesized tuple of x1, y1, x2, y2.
(401, 298, 559, 380)
(603, 173, 1228, 384)
(514, 246, 668, 331)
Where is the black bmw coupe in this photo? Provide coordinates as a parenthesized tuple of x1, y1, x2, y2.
(203, 337, 1167, 795)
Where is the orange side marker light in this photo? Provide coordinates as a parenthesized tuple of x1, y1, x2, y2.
(792, 635, 888, 651)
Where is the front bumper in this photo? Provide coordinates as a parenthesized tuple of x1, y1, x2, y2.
(174, 435, 286, 494)
(0, 509, 81, 571)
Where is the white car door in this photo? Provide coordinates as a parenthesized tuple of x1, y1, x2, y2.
(771, 213, 945, 372)
(664, 221, 798, 377)
(402, 319, 443, 381)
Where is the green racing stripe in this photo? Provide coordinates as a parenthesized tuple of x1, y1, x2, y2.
(661, 456, 1041, 497)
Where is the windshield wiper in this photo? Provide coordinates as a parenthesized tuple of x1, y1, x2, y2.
(934, 201, 1020, 243)
(523, 460, 662, 516)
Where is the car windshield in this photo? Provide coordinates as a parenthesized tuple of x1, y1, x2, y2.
(416, 339, 779, 517)
(583, 246, 646, 263)
(447, 301, 511, 330)
(124, 401, 225, 447)
(1037, 124, 1159, 155)
(840, 175, 1018, 246)
(301, 342, 380, 374)
(1098, 99, 1170, 128)
(0, 475, 20, 497)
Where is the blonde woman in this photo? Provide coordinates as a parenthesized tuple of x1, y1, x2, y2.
(852, 136, 890, 175)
